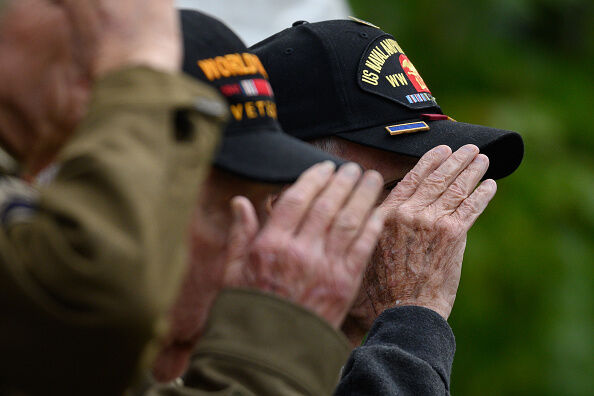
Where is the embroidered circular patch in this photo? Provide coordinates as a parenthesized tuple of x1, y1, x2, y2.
(357, 34, 437, 110)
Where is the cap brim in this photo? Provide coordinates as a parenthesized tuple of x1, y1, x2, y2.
(215, 129, 346, 183)
(336, 120, 524, 180)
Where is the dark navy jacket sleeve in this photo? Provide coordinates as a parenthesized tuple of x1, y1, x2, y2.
(335, 306, 455, 396)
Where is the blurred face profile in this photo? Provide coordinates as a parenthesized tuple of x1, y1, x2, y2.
(151, 202, 228, 382)
(152, 170, 279, 382)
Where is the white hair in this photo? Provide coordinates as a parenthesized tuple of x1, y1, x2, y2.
(308, 136, 348, 157)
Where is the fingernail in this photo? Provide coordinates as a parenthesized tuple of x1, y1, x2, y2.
(461, 144, 479, 154)
(435, 145, 450, 157)
(473, 154, 488, 165)
(484, 179, 497, 189)
(341, 162, 361, 178)
(318, 160, 336, 175)
(364, 170, 382, 187)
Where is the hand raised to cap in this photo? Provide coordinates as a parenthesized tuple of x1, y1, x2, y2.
(60, 0, 181, 77)
(343, 144, 498, 347)
(223, 161, 385, 329)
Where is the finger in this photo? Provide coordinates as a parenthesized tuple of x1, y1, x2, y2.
(296, 163, 362, 240)
(344, 208, 385, 274)
(325, 170, 383, 257)
(433, 154, 490, 213)
(226, 197, 259, 262)
(408, 144, 480, 207)
(384, 145, 451, 207)
(223, 196, 260, 286)
(265, 161, 336, 234)
(451, 179, 497, 231)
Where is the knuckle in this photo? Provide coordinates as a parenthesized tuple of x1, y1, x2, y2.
(405, 171, 422, 186)
(466, 196, 481, 210)
(416, 212, 434, 229)
(252, 236, 277, 258)
(446, 182, 468, 200)
(428, 148, 446, 163)
(435, 220, 451, 233)
(312, 198, 334, 217)
(453, 152, 469, 165)
(393, 207, 415, 226)
(335, 212, 361, 233)
(281, 189, 308, 208)
(395, 201, 413, 214)
(424, 172, 448, 188)
(369, 215, 385, 234)
(418, 152, 440, 169)
(435, 218, 461, 237)
(395, 179, 414, 194)
(459, 194, 482, 214)
(466, 197, 484, 214)
(401, 211, 416, 226)
(285, 242, 310, 265)
(352, 235, 373, 255)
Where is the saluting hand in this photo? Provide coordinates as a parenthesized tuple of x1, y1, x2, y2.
(344, 145, 497, 346)
(60, 0, 181, 76)
(223, 161, 385, 329)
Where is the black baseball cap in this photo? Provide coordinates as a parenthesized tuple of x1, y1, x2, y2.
(251, 18, 524, 180)
(180, 10, 344, 183)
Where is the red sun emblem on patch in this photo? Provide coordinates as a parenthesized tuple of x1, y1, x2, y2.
(399, 54, 431, 94)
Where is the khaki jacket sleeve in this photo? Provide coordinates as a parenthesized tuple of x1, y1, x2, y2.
(143, 289, 351, 396)
(0, 67, 226, 396)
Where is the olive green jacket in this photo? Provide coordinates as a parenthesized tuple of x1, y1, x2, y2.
(0, 67, 225, 395)
(139, 289, 351, 396)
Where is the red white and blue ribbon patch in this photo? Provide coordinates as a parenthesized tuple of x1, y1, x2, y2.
(220, 78, 273, 98)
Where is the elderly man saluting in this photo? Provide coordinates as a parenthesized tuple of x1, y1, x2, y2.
(0, 0, 226, 394)
(252, 18, 524, 395)
(140, 10, 386, 396)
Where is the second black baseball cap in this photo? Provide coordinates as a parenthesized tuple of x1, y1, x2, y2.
(251, 19, 524, 180)
(180, 10, 344, 183)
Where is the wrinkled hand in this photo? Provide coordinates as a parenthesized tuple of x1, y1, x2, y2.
(343, 145, 497, 346)
(223, 162, 385, 329)
(61, 0, 181, 76)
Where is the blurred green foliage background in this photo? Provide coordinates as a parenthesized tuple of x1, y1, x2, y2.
(348, 0, 593, 394)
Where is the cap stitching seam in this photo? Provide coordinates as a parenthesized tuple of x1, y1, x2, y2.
(310, 24, 355, 127)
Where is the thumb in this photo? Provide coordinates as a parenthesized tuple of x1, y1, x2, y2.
(224, 196, 259, 285)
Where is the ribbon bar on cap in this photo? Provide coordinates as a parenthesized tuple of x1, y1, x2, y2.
(385, 121, 429, 136)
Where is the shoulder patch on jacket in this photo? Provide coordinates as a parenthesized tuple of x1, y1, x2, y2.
(0, 176, 39, 228)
